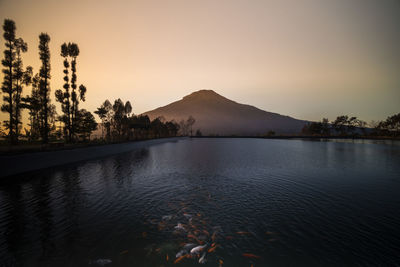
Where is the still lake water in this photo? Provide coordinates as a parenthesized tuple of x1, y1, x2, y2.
(1, 138, 400, 266)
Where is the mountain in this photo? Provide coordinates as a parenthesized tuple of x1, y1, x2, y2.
(142, 90, 307, 135)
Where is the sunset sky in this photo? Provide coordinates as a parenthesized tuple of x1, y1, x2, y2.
(1, 0, 399, 124)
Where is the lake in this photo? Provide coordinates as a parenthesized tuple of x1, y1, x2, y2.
(1, 138, 400, 266)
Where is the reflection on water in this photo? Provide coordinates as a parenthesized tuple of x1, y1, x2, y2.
(1, 139, 400, 266)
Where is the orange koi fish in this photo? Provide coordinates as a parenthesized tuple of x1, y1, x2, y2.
(208, 245, 219, 253)
(174, 255, 185, 264)
(242, 253, 261, 259)
(236, 231, 251, 235)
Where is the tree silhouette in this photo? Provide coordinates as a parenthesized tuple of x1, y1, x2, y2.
(21, 73, 42, 141)
(14, 38, 32, 141)
(55, 43, 72, 141)
(125, 101, 132, 117)
(55, 43, 86, 142)
(112, 98, 126, 139)
(94, 100, 113, 141)
(75, 109, 97, 141)
(187, 115, 195, 136)
(1, 19, 16, 144)
(38, 33, 51, 143)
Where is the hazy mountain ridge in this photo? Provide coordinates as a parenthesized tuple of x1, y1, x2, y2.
(143, 90, 307, 135)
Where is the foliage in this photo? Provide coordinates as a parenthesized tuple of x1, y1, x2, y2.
(373, 113, 400, 137)
(195, 129, 203, 136)
(1, 19, 17, 143)
(75, 109, 97, 141)
(38, 32, 51, 143)
(93, 99, 181, 141)
(55, 42, 86, 142)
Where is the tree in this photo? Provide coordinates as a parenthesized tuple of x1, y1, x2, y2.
(112, 98, 126, 140)
(380, 113, 400, 137)
(69, 43, 87, 140)
(321, 118, 330, 136)
(21, 73, 41, 141)
(75, 109, 97, 141)
(355, 118, 367, 136)
(55, 43, 72, 141)
(166, 121, 179, 136)
(125, 101, 132, 117)
(55, 42, 86, 142)
(14, 38, 32, 140)
(94, 100, 113, 141)
(302, 122, 322, 135)
(187, 116, 195, 136)
(332, 115, 349, 135)
(179, 119, 188, 136)
(38, 33, 51, 143)
(186, 115, 196, 136)
(1, 19, 16, 144)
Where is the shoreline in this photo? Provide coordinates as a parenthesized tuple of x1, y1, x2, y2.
(191, 135, 400, 140)
(0, 137, 184, 178)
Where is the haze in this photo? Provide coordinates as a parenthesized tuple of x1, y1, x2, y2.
(1, 0, 399, 123)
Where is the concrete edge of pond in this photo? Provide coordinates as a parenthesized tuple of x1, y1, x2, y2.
(0, 137, 185, 178)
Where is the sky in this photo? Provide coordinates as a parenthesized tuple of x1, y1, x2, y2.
(0, 0, 399, 125)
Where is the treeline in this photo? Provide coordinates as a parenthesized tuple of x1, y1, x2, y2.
(94, 99, 196, 142)
(0, 19, 192, 146)
(0, 19, 97, 144)
(302, 113, 400, 137)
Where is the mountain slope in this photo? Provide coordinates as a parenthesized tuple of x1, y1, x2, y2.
(143, 90, 307, 135)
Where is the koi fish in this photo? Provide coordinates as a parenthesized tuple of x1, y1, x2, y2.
(176, 243, 196, 258)
(208, 245, 218, 253)
(199, 252, 207, 264)
(174, 223, 186, 231)
(190, 244, 207, 255)
(119, 250, 128, 255)
(174, 255, 186, 264)
(242, 253, 261, 259)
(219, 259, 223, 266)
(236, 231, 251, 235)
